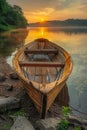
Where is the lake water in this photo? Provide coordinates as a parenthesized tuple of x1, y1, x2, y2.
(0, 27, 87, 119)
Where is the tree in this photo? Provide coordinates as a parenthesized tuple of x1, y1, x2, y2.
(0, 0, 8, 16)
(13, 5, 23, 15)
(0, 0, 28, 31)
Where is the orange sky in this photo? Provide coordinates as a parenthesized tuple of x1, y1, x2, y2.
(7, 0, 87, 23)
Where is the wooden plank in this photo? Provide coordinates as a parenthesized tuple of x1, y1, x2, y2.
(34, 67, 42, 83)
(42, 67, 48, 84)
(19, 61, 64, 68)
(24, 49, 58, 54)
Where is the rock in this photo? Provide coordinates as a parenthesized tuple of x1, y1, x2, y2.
(0, 72, 6, 82)
(9, 73, 19, 80)
(10, 116, 35, 130)
(69, 115, 87, 130)
(0, 97, 20, 112)
(36, 117, 87, 130)
(36, 117, 61, 130)
(4, 83, 13, 91)
(69, 115, 87, 125)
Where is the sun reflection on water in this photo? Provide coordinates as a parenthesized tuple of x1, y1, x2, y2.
(25, 27, 81, 45)
(25, 27, 49, 44)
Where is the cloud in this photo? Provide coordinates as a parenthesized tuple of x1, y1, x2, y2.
(7, 0, 87, 12)
(7, 0, 54, 11)
(24, 7, 55, 22)
(7, 0, 76, 11)
(7, 0, 87, 22)
(54, 0, 87, 11)
(78, 3, 87, 12)
(30, 8, 54, 16)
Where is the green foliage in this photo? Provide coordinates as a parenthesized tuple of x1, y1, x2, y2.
(12, 109, 27, 117)
(7, 109, 27, 117)
(0, 24, 14, 31)
(0, 0, 7, 16)
(62, 106, 71, 119)
(13, 5, 23, 15)
(0, 0, 28, 32)
(58, 119, 69, 130)
(7, 109, 28, 121)
(56, 106, 70, 130)
(73, 127, 81, 130)
(56, 106, 81, 130)
(2, 123, 11, 130)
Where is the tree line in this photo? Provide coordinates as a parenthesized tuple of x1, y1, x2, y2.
(30, 19, 87, 27)
(0, 0, 28, 31)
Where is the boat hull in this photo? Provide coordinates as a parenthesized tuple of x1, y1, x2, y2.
(13, 38, 73, 118)
(19, 74, 67, 118)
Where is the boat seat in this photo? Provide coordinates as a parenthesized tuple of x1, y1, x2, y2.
(24, 48, 58, 55)
(19, 61, 64, 68)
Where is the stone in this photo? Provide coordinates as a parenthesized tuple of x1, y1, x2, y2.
(84, 126, 87, 130)
(4, 83, 13, 91)
(69, 115, 87, 130)
(36, 117, 61, 130)
(0, 72, 6, 82)
(0, 97, 20, 112)
(10, 116, 35, 130)
(9, 72, 19, 80)
(69, 115, 87, 126)
(36, 117, 87, 130)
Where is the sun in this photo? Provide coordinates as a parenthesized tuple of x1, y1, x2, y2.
(40, 18, 45, 22)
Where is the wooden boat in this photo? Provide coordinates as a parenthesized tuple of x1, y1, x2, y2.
(13, 38, 73, 118)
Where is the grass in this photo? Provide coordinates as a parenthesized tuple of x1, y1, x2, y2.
(7, 109, 28, 121)
(12, 109, 27, 117)
(74, 127, 81, 130)
(58, 119, 69, 130)
(2, 123, 11, 130)
(0, 109, 28, 130)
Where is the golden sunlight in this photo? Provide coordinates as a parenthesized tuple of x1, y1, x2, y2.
(40, 18, 45, 22)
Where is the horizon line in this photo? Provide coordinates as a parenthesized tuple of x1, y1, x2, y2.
(29, 18, 87, 24)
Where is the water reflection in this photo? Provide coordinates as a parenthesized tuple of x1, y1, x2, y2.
(0, 28, 29, 65)
(0, 28, 29, 57)
(25, 27, 87, 46)
(44, 27, 87, 34)
(55, 84, 69, 106)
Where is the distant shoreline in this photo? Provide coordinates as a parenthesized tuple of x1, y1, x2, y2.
(29, 19, 87, 28)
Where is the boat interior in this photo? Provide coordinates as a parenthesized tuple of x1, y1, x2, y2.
(19, 39, 65, 85)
